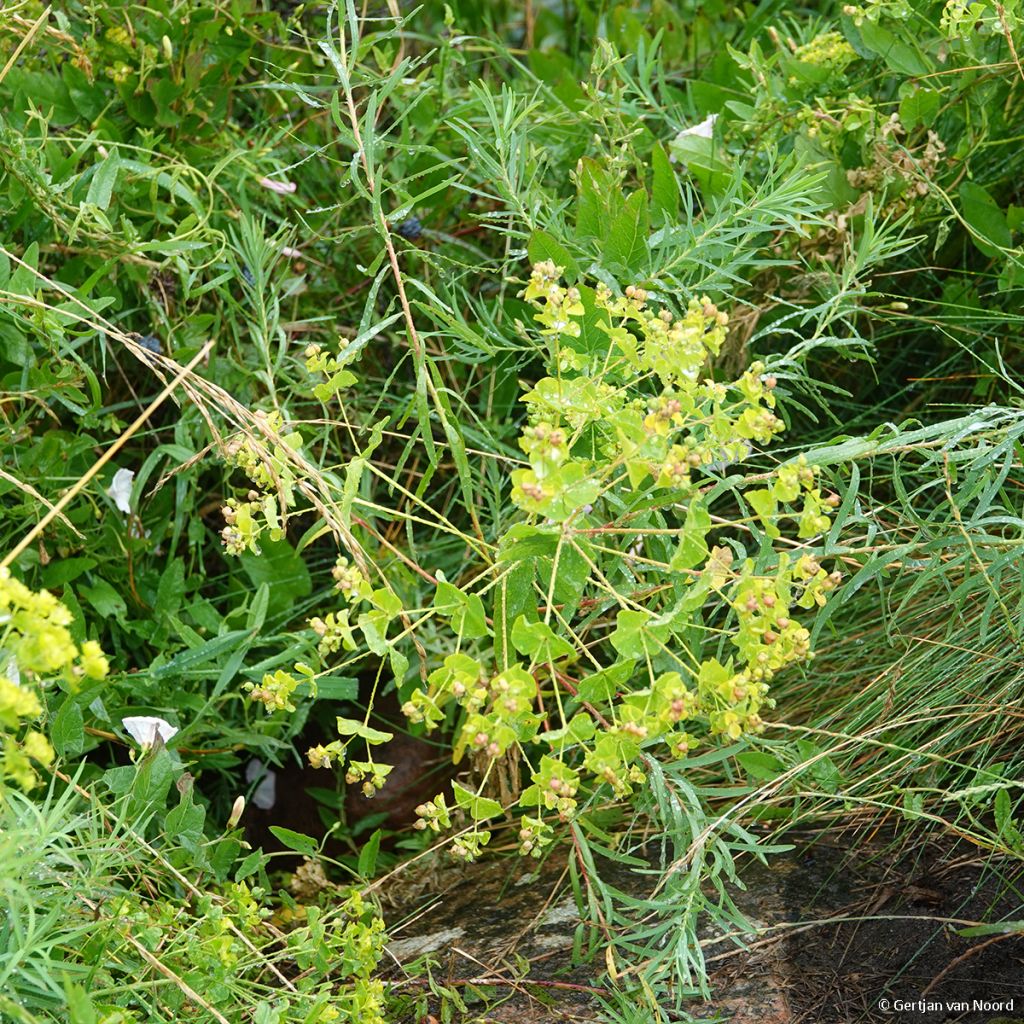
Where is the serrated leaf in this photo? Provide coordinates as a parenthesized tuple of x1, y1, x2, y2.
(528, 229, 579, 280)
(604, 190, 649, 275)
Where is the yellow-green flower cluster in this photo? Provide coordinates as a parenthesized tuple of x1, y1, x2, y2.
(244, 667, 302, 713)
(792, 31, 857, 72)
(0, 567, 109, 790)
(308, 610, 356, 656)
(510, 269, 787, 523)
(331, 556, 370, 602)
(304, 340, 360, 402)
(640, 296, 729, 384)
(403, 655, 542, 764)
(523, 259, 585, 338)
(220, 410, 303, 556)
(344, 759, 393, 798)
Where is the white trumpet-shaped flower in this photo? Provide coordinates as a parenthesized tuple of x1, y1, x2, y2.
(122, 715, 178, 749)
(107, 467, 135, 514)
(678, 113, 718, 139)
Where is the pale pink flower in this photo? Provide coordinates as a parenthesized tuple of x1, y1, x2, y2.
(258, 177, 297, 195)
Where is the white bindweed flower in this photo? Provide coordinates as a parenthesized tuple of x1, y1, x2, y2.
(122, 716, 179, 748)
(281, 246, 303, 259)
(107, 467, 135, 514)
(678, 113, 718, 139)
(258, 176, 297, 195)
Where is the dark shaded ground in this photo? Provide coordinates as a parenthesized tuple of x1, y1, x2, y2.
(376, 829, 1024, 1024)
(781, 835, 1024, 1024)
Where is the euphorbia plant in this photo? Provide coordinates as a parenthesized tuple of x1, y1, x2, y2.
(268, 262, 844, 859)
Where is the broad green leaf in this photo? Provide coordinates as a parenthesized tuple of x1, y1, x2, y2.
(370, 587, 403, 619)
(86, 150, 120, 211)
(235, 849, 268, 882)
(576, 661, 635, 703)
(165, 786, 206, 841)
(609, 609, 671, 659)
(651, 143, 680, 225)
(268, 826, 319, 856)
(493, 561, 535, 671)
(50, 699, 84, 757)
(528, 229, 579, 280)
(238, 537, 311, 617)
(41, 558, 96, 588)
(155, 559, 185, 618)
(79, 579, 127, 621)
(358, 829, 383, 877)
(898, 87, 940, 129)
(745, 488, 780, 539)
(604, 189, 649, 275)
(959, 181, 1011, 257)
(858, 21, 932, 75)
(575, 158, 621, 239)
(736, 750, 784, 781)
